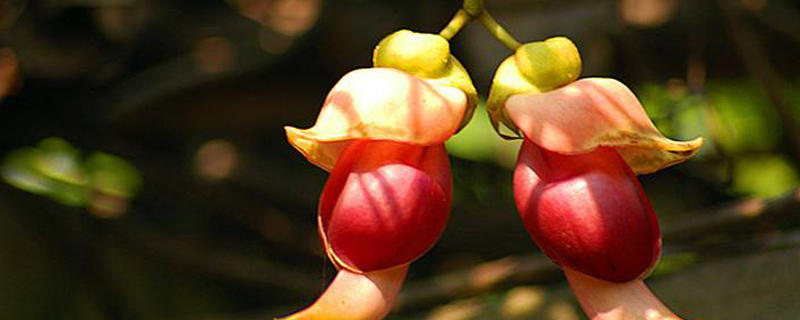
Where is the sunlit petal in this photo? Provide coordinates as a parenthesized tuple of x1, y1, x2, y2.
(506, 78, 702, 174)
(285, 68, 467, 171)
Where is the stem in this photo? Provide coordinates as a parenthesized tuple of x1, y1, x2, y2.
(563, 267, 686, 320)
(478, 9, 521, 50)
(279, 266, 409, 320)
(439, 9, 472, 40)
(462, 0, 484, 16)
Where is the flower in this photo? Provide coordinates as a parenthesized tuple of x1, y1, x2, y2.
(282, 30, 477, 320)
(488, 37, 701, 320)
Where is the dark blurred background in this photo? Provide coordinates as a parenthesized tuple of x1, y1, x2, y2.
(1, 0, 800, 319)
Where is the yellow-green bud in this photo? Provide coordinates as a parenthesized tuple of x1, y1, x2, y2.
(514, 37, 581, 90)
(373, 30, 451, 78)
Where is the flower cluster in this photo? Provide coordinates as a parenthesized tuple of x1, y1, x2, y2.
(282, 2, 702, 320)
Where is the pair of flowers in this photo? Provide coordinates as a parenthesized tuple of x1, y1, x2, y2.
(283, 29, 701, 320)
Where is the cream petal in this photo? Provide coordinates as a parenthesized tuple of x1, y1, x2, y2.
(285, 68, 468, 171)
(506, 78, 702, 174)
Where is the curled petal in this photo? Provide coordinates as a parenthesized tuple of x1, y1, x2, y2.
(506, 78, 702, 174)
(279, 266, 408, 320)
(285, 68, 468, 171)
(563, 267, 686, 320)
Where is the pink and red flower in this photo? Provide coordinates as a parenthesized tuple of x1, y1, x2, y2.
(489, 38, 701, 319)
(283, 32, 477, 319)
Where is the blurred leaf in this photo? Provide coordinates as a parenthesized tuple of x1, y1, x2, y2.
(84, 152, 142, 218)
(35, 137, 86, 186)
(1, 138, 142, 212)
(733, 153, 798, 197)
(707, 80, 781, 153)
(85, 152, 142, 198)
(1, 147, 52, 195)
(1, 139, 89, 206)
(33, 137, 89, 206)
(649, 252, 699, 277)
(446, 102, 520, 169)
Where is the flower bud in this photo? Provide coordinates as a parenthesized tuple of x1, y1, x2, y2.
(319, 139, 452, 272)
(513, 139, 661, 282)
(487, 37, 581, 138)
(373, 30, 451, 78)
(514, 37, 581, 91)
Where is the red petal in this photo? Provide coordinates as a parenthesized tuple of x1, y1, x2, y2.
(319, 140, 452, 272)
(514, 139, 660, 282)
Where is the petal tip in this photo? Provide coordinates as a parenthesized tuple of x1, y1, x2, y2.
(285, 126, 338, 172)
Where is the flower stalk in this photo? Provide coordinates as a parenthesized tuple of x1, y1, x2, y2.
(439, 9, 472, 40)
(440, 0, 521, 50)
(564, 268, 685, 320)
(279, 267, 409, 320)
(478, 9, 521, 50)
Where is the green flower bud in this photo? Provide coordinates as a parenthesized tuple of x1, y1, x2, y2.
(373, 30, 451, 78)
(514, 37, 581, 91)
(486, 57, 538, 138)
(487, 37, 583, 138)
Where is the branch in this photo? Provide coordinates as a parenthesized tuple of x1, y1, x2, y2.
(115, 219, 322, 296)
(665, 187, 800, 241)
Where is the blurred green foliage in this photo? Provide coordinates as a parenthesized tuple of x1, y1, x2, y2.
(1, 137, 142, 217)
(446, 102, 520, 169)
(639, 80, 800, 198)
